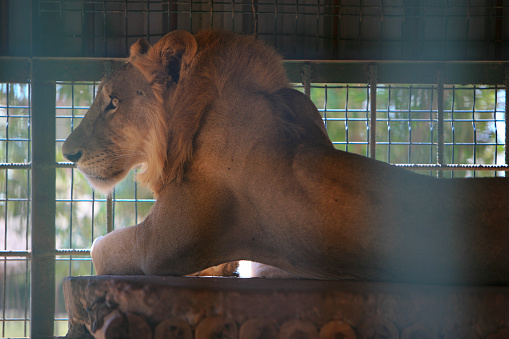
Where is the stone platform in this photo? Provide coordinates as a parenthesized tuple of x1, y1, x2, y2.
(64, 275, 509, 339)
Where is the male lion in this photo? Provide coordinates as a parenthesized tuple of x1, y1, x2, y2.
(63, 30, 509, 284)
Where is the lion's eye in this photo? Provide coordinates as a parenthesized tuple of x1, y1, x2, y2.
(110, 97, 120, 108)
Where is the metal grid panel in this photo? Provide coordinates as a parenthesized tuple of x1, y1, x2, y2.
(0, 63, 507, 337)
(24, 0, 508, 60)
(0, 83, 31, 338)
(299, 83, 507, 177)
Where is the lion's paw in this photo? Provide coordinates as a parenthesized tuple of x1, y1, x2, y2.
(90, 236, 105, 274)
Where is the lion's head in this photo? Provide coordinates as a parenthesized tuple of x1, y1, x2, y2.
(63, 30, 289, 194)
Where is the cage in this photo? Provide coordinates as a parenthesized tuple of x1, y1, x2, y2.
(0, 0, 508, 338)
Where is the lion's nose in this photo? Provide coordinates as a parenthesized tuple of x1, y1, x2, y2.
(64, 151, 83, 163)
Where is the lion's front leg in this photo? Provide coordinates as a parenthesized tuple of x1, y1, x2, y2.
(91, 225, 146, 275)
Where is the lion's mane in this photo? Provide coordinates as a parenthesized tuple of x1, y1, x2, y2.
(128, 31, 289, 194)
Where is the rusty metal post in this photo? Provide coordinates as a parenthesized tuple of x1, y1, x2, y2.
(31, 79, 56, 339)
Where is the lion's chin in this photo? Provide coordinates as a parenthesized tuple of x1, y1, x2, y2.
(78, 167, 128, 194)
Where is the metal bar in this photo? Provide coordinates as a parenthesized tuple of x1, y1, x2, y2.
(394, 164, 509, 171)
(284, 61, 509, 85)
(31, 80, 56, 339)
(0, 251, 31, 258)
(251, 0, 258, 36)
(0, 0, 8, 55)
(436, 69, 445, 178)
(2, 83, 8, 337)
(24, 81, 32, 337)
(0, 249, 92, 257)
(345, 85, 349, 152)
(2, 58, 509, 84)
(472, 85, 478, 177)
(408, 86, 412, 163)
(0, 163, 31, 169)
(450, 85, 456, 178)
(56, 249, 91, 256)
(369, 64, 377, 159)
(505, 66, 509, 172)
(107, 193, 113, 233)
(323, 84, 328, 130)
(69, 83, 76, 273)
(302, 63, 312, 97)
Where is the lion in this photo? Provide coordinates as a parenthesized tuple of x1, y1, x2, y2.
(62, 30, 509, 284)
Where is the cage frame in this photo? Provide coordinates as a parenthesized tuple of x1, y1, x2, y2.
(0, 57, 508, 338)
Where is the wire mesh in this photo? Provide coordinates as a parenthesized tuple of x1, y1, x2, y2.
(26, 0, 508, 60)
(0, 83, 31, 338)
(0, 71, 508, 338)
(298, 82, 507, 177)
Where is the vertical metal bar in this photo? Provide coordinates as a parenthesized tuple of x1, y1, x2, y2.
(429, 82, 435, 176)
(231, 0, 235, 32)
(495, 0, 503, 60)
(345, 85, 350, 152)
(2, 84, 9, 338)
(107, 193, 113, 233)
(135, 172, 138, 225)
(408, 86, 412, 163)
(387, 84, 392, 163)
(505, 67, 509, 174)
(251, 0, 258, 36)
(378, 0, 384, 59)
(472, 85, 477, 177)
(294, 0, 298, 55)
(69, 83, 75, 273)
(125, 0, 128, 55)
(146, 0, 150, 40)
(31, 80, 56, 339)
(302, 63, 312, 98)
(189, 0, 193, 31)
(451, 85, 456, 178)
(31, 0, 40, 56)
(0, 0, 8, 55)
(273, 0, 278, 48)
(103, 62, 114, 235)
(369, 64, 377, 159)
(332, 0, 340, 58)
(82, 0, 96, 57)
(210, 0, 214, 29)
(315, 0, 320, 53)
(91, 190, 96, 274)
(323, 84, 328, 130)
(25, 82, 32, 337)
(494, 84, 499, 177)
(436, 69, 445, 178)
(103, 0, 107, 55)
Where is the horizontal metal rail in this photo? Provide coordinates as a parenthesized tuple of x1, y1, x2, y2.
(2, 162, 509, 172)
(0, 57, 508, 84)
(394, 164, 509, 171)
(0, 163, 31, 169)
(0, 249, 92, 258)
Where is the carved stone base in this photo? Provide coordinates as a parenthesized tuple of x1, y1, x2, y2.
(64, 276, 509, 339)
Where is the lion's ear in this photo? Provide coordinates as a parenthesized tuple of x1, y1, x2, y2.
(151, 30, 198, 83)
(129, 39, 151, 60)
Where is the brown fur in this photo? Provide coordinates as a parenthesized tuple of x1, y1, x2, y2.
(129, 30, 289, 192)
(63, 31, 509, 284)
